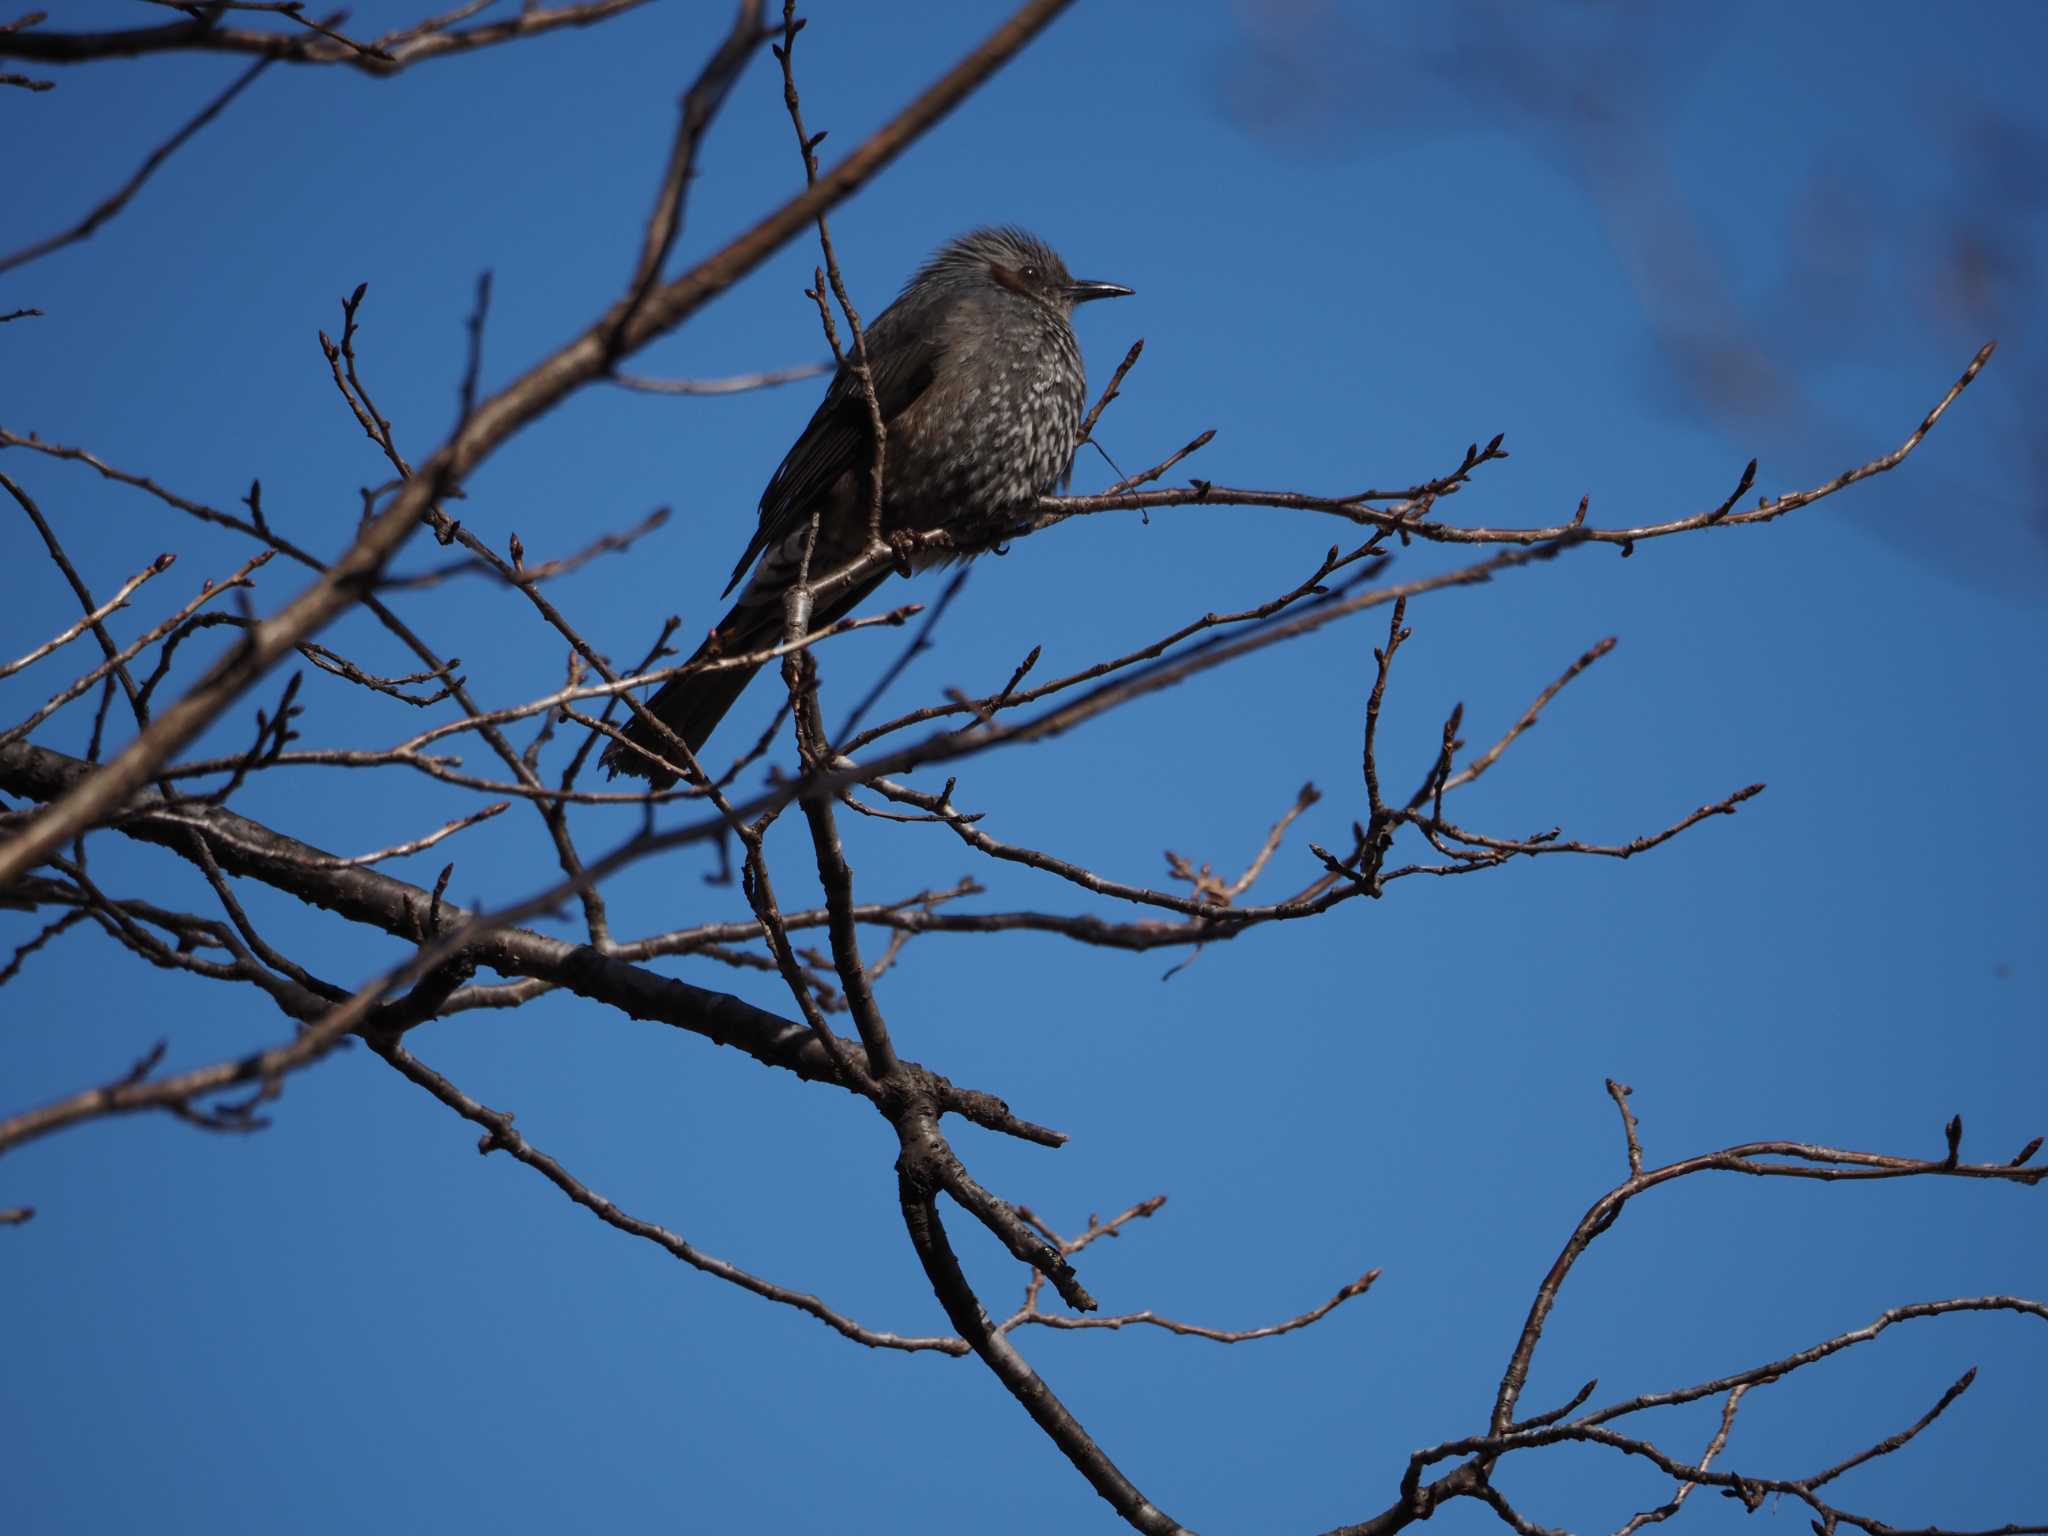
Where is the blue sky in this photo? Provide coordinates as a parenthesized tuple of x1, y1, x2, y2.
(2, 3, 2043, 1532)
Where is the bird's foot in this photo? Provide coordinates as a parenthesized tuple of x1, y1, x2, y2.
(886, 528, 920, 577)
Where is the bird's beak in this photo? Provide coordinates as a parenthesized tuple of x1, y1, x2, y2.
(1065, 279, 1134, 305)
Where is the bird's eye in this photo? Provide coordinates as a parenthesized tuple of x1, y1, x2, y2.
(1019, 265, 1041, 281)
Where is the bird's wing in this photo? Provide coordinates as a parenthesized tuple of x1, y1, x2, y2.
(722, 306, 944, 596)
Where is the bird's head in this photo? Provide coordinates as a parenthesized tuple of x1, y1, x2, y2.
(915, 226, 1133, 315)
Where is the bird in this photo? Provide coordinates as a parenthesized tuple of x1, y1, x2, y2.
(600, 226, 1132, 787)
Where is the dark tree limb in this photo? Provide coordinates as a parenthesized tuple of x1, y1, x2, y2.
(0, 737, 1064, 1157)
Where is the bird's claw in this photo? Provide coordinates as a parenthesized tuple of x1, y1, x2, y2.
(887, 529, 919, 577)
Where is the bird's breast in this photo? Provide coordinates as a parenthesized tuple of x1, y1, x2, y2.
(887, 318, 1083, 538)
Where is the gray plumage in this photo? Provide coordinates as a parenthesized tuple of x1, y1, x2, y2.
(602, 227, 1131, 786)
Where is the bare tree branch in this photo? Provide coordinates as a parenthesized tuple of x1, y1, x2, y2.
(0, 1, 651, 75)
(0, 50, 275, 276)
(1036, 343, 1994, 553)
(0, 0, 1079, 892)
(2, 9, 2031, 1533)
(369, 1032, 970, 1353)
(0, 737, 1065, 1157)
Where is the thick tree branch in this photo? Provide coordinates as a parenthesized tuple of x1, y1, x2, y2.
(0, 737, 1064, 1157)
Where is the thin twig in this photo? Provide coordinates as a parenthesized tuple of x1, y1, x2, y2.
(0, 49, 276, 276)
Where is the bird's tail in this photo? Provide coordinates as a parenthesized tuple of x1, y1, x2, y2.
(599, 603, 775, 786)
(599, 574, 883, 786)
